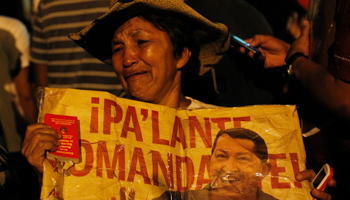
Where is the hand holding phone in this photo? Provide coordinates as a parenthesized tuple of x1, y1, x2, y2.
(230, 34, 261, 58)
(311, 163, 333, 200)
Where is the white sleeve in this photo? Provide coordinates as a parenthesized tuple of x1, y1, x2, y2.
(14, 20, 30, 69)
(0, 16, 31, 69)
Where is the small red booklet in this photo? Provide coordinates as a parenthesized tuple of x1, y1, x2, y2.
(44, 113, 80, 163)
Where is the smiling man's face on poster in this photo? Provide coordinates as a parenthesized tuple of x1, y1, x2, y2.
(209, 133, 271, 200)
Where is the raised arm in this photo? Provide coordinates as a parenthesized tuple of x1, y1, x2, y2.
(286, 20, 350, 121)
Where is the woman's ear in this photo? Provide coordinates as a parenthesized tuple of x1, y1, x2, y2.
(176, 47, 192, 69)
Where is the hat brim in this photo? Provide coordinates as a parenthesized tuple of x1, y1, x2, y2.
(69, 0, 230, 75)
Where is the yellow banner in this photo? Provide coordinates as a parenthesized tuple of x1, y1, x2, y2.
(39, 88, 311, 200)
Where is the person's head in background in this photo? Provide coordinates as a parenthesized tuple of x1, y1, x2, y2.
(70, 0, 230, 108)
(246, 0, 309, 43)
(210, 128, 272, 200)
(0, 0, 32, 32)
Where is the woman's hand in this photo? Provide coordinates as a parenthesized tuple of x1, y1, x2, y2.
(21, 123, 62, 174)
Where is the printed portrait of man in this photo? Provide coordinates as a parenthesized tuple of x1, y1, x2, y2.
(207, 128, 277, 200)
(154, 128, 278, 200)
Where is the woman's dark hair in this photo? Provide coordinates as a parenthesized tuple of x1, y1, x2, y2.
(212, 128, 269, 163)
(140, 14, 200, 73)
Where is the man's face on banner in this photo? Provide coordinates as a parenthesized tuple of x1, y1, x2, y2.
(209, 134, 270, 199)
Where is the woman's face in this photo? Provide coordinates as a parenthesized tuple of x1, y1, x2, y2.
(111, 16, 189, 105)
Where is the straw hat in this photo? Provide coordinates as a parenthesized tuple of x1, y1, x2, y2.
(69, 0, 230, 76)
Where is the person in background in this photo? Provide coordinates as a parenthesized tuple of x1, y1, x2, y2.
(31, 0, 124, 97)
(245, 0, 347, 198)
(23, 0, 335, 199)
(245, 0, 309, 43)
(0, 15, 37, 125)
(0, 14, 39, 200)
(0, 0, 32, 32)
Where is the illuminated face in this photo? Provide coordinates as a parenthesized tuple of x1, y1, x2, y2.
(209, 134, 270, 199)
(111, 16, 188, 105)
